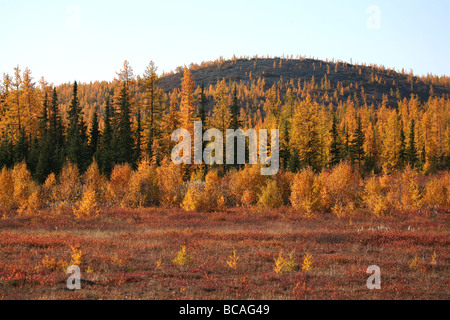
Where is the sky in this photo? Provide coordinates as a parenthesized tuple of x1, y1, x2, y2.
(0, 0, 449, 85)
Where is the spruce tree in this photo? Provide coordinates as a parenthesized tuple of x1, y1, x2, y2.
(349, 116, 364, 167)
(142, 61, 163, 160)
(134, 107, 142, 166)
(88, 109, 100, 161)
(0, 134, 14, 168)
(329, 113, 341, 167)
(198, 82, 207, 125)
(99, 98, 115, 175)
(14, 127, 29, 163)
(115, 84, 135, 165)
(66, 81, 89, 171)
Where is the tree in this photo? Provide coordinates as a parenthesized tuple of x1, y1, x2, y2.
(134, 107, 143, 165)
(349, 116, 364, 167)
(88, 108, 100, 162)
(329, 112, 341, 167)
(406, 119, 417, 166)
(99, 98, 116, 175)
(115, 83, 135, 165)
(142, 61, 163, 160)
(66, 81, 89, 171)
(210, 80, 231, 172)
(290, 95, 321, 171)
(381, 110, 402, 172)
(161, 90, 180, 158)
(179, 67, 196, 137)
(198, 82, 207, 125)
(14, 127, 29, 163)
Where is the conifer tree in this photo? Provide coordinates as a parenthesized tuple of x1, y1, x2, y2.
(115, 84, 135, 166)
(406, 119, 417, 165)
(88, 108, 100, 162)
(179, 67, 196, 137)
(134, 107, 142, 165)
(100, 98, 115, 175)
(66, 81, 89, 171)
(142, 61, 163, 160)
(350, 116, 364, 167)
(290, 95, 321, 171)
(198, 82, 207, 125)
(14, 127, 29, 163)
(329, 112, 341, 167)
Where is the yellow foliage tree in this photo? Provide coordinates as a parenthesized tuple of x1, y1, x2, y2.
(228, 165, 266, 206)
(0, 167, 14, 210)
(423, 173, 449, 207)
(290, 167, 323, 217)
(123, 157, 159, 208)
(58, 162, 81, 204)
(258, 180, 284, 209)
(12, 162, 36, 209)
(106, 164, 132, 206)
(83, 160, 107, 204)
(157, 160, 185, 207)
(363, 176, 390, 217)
(73, 187, 99, 219)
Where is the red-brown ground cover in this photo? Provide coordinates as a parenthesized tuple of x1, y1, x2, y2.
(0, 206, 448, 300)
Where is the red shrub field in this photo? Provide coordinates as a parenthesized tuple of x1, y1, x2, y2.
(0, 206, 448, 300)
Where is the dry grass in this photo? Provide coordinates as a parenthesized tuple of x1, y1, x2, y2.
(0, 206, 448, 300)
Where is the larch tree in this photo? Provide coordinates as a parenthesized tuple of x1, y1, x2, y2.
(179, 67, 196, 137)
(142, 61, 163, 160)
(290, 95, 321, 171)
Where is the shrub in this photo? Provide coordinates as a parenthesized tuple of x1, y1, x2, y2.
(181, 181, 205, 212)
(173, 246, 192, 266)
(258, 180, 284, 209)
(400, 166, 423, 210)
(273, 250, 300, 274)
(274, 171, 294, 205)
(204, 170, 225, 211)
(241, 189, 257, 208)
(301, 253, 313, 271)
(73, 187, 100, 219)
(157, 160, 185, 207)
(226, 250, 239, 270)
(58, 162, 81, 204)
(106, 164, 132, 206)
(283, 251, 300, 272)
(18, 188, 44, 216)
(12, 162, 36, 209)
(322, 162, 362, 217)
(273, 251, 286, 274)
(423, 173, 449, 207)
(83, 161, 107, 204)
(227, 165, 266, 206)
(70, 246, 84, 266)
(290, 168, 323, 217)
(123, 158, 159, 208)
(363, 176, 390, 217)
(0, 167, 14, 210)
(181, 170, 225, 212)
(42, 173, 57, 206)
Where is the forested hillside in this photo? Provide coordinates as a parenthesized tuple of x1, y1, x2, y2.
(0, 56, 449, 184)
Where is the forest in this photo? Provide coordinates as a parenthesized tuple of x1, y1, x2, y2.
(0, 57, 449, 215)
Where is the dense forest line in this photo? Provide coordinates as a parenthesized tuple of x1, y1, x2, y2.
(0, 57, 449, 184)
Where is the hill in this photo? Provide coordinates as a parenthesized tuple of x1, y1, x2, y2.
(158, 57, 450, 106)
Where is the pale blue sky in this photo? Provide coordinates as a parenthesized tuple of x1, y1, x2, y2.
(1, 0, 449, 84)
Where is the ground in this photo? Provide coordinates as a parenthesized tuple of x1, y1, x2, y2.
(0, 207, 448, 300)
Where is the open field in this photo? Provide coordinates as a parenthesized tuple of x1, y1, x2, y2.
(0, 207, 448, 300)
